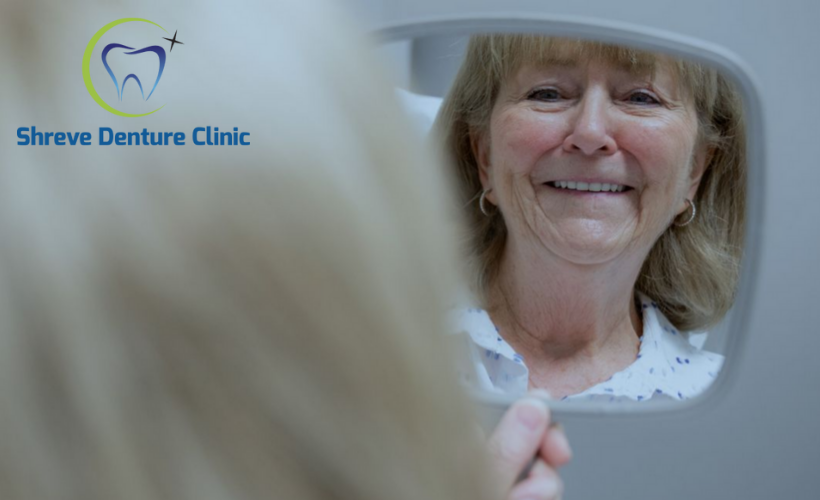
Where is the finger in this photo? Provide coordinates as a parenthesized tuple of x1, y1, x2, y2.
(487, 398, 551, 492)
(507, 462, 563, 500)
(527, 389, 552, 401)
(540, 423, 572, 469)
(527, 458, 551, 478)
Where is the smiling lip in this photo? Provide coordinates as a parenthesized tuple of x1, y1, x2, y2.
(544, 180, 634, 193)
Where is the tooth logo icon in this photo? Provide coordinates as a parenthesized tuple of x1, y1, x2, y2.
(101, 44, 166, 102)
(82, 18, 179, 118)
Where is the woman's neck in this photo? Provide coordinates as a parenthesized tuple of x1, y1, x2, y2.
(485, 237, 646, 398)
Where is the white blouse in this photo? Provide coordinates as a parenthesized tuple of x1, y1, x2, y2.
(449, 293, 723, 402)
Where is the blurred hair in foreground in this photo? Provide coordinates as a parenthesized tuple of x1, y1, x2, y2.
(0, 1, 486, 499)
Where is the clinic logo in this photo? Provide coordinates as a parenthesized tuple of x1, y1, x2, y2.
(82, 18, 183, 118)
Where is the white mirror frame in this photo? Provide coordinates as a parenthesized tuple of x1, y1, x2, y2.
(373, 14, 765, 418)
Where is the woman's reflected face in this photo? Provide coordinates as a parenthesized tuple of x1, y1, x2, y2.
(475, 59, 707, 265)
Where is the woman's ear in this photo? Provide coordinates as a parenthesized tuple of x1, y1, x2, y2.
(681, 144, 714, 213)
(469, 128, 493, 193)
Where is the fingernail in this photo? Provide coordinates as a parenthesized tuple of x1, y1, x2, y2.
(516, 399, 546, 431)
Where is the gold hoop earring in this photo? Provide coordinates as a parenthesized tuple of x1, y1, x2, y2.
(674, 199, 696, 227)
(479, 189, 494, 216)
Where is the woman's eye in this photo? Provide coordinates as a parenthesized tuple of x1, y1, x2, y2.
(527, 88, 562, 101)
(627, 91, 660, 105)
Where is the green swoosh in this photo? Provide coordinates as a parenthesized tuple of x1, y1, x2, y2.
(82, 18, 168, 117)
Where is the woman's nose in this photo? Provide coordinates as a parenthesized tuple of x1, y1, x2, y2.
(562, 93, 618, 156)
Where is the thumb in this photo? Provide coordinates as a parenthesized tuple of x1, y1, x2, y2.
(487, 397, 551, 493)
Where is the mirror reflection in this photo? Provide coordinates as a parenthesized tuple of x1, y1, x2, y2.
(382, 34, 746, 404)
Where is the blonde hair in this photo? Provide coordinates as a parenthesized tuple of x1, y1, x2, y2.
(0, 1, 487, 499)
(435, 34, 746, 331)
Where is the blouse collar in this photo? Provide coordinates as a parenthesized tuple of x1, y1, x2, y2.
(449, 292, 723, 402)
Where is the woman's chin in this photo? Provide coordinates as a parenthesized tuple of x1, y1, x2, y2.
(550, 244, 626, 266)
(540, 223, 636, 266)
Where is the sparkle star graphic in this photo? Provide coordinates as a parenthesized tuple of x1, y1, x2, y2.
(162, 30, 184, 52)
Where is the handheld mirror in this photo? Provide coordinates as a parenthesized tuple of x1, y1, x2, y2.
(372, 16, 763, 425)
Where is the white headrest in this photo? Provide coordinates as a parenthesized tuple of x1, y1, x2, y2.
(394, 88, 444, 136)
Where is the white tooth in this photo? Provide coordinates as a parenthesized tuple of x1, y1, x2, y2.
(560, 181, 568, 188)
(602, 183, 611, 191)
(615, 185, 624, 192)
(567, 181, 576, 189)
(590, 183, 602, 192)
(576, 182, 589, 191)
